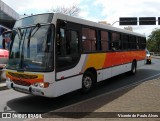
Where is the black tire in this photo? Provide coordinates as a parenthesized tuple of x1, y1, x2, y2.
(81, 71, 95, 93)
(146, 60, 151, 64)
(130, 61, 137, 75)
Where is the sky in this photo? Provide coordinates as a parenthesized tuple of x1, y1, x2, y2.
(2, 0, 160, 37)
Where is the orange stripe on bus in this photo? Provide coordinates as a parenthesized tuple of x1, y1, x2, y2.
(103, 51, 146, 68)
(82, 51, 146, 72)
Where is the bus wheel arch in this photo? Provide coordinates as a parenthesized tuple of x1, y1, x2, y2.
(81, 68, 97, 93)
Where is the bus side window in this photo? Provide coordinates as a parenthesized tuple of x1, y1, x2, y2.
(67, 30, 79, 54)
(100, 31, 109, 51)
(112, 32, 121, 51)
(56, 27, 67, 55)
(56, 27, 80, 70)
(82, 28, 96, 52)
(121, 34, 129, 50)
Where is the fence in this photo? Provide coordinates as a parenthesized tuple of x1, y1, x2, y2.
(150, 52, 160, 56)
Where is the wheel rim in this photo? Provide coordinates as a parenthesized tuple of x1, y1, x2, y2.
(83, 76, 92, 89)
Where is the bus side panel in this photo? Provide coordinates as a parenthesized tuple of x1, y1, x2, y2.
(55, 55, 86, 96)
(56, 55, 86, 80)
(44, 72, 55, 83)
(102, 63, 132, 81)
(97, 70, 103, 82)
(82, 53, 106, 72)
(124, 63, 133, 72)
(53, 75, 82, 97)
(102, 68, 112, 81)
(111, 65, 125, 77)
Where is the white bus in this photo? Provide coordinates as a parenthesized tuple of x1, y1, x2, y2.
(6, 13, 146, 97)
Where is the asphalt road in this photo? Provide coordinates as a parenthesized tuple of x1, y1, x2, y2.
(0, 58, 160, 114)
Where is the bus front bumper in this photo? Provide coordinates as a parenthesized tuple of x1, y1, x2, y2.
(6, 79, 51, 97)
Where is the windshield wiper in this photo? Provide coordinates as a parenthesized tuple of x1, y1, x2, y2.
(31, 23, 41, 37)
(27, 23, 41, 48)
(15, 28, 22, 40)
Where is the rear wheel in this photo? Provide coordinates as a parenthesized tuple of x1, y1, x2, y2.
(81, 71, 95, 93)
(130, 61, 137, 75)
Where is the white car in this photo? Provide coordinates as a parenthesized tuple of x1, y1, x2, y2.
(146, 51, 151, 64)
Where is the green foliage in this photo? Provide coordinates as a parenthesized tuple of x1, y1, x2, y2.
(147, 28, 160, 52)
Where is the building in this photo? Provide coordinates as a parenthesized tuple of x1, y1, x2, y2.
(0, 0, 19, 29)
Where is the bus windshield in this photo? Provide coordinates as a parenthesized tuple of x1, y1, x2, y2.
(7, 24, 54, 72)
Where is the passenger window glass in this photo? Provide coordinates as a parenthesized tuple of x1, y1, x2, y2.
(112, 33, 121, 50)
(121, 34, 129, 50)
(129, 36, 136, 50)
(69, 31, 79, 54)
(100, 31, 109, 51)
(56, 25, 79, 70)
(82, 28, 97, 52)
(137, 37, 146, 49)
(56, 28, 66, 56)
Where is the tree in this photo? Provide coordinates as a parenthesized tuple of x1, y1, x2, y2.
(51, 4, 80, 17)
(124, 26, 133, 31)
(147, 28, 160, 52)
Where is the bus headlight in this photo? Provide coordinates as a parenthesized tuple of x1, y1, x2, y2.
(33, 82, 49, 88)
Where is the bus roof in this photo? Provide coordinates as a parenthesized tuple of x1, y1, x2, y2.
(16, 12, 146, 38)
(54, 13, 145, 37)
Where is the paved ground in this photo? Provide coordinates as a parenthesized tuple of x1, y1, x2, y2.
(0, 82, 6, 91)
(25, 77, 160, 121)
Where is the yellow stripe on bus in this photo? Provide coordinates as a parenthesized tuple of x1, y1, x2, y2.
(83, 53, 106, 72)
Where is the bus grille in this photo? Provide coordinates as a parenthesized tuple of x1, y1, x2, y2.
(13, 80, 31, 86)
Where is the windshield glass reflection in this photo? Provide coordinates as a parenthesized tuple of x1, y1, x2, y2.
(7, 25, 54, 72)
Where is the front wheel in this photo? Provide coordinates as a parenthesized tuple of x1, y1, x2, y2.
(81, 71, 95, 93)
